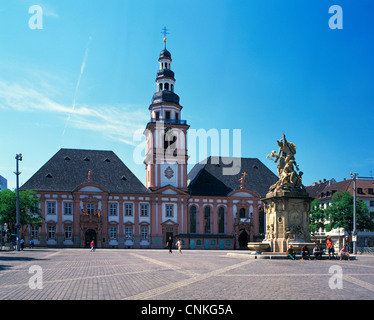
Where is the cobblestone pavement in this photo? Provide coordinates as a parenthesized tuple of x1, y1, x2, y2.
(0, 248, 374, 300)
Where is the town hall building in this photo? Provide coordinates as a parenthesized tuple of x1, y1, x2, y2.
(20, 38, 278, 250)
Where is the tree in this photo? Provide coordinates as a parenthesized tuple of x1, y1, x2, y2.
(309, 199, 326, 233)
(324, 191, 373, 233)
(0, 189, 43, 236)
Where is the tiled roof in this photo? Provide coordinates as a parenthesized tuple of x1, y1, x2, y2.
(187, 157, 278, 197)
(305, 179, 336, 199)
(20, 148, 150, 194)
(306, 178, 374, 201)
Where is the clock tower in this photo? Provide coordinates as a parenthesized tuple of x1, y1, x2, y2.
(144, 33, 189, 191)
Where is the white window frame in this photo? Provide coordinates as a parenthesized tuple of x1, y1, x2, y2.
(109, 203, 118, 216)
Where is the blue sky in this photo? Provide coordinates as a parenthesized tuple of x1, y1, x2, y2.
(0, 0, 373, 190)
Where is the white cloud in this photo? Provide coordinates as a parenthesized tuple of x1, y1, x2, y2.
(0, 79, 148, 146)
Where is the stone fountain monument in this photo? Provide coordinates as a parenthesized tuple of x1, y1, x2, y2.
(248, 133, 314, 253)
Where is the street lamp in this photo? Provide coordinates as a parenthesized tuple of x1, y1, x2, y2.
(15, 153, 22, 251)
(350, 172, 358, 254)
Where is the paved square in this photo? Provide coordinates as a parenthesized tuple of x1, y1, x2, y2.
(1, 248, 374, 300)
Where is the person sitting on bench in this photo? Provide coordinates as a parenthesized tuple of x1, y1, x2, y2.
(340, 245, 350, 261)
(287, 244, 296, 260)
(301, 245, 311, 260)
(313, 244, 322, 260)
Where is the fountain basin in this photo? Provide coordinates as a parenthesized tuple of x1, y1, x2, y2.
(247, 242, 270, 252)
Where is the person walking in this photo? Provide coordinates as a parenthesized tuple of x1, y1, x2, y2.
(176, 238, 182, 254)
(30, 238, 34, 249)
(167, 236, 173, 254)
(90, 240, 95, 252)
(20, 238, 25, 251)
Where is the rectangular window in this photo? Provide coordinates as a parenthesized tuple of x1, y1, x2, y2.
(166, 205, 173, 217)
(155, 111, 160, 120)
(368, 188, 374, 195)
(370, 201, 374, 207)
(109, 203, 117, 216)
(48, 226, 55, 239)
(31, 226, 39, 239)
(141, 204, 148, 216)
(110, 227, 117, 239)
(141, 227, 148, 240)
(87, 203, 95, 215)
(165, 111, 170, 120)
(125, 203, 133, 216)
(47, 202, 55, 215)
(65, 226, 72, 239)
(125, 227, 133, 240)
(64, 202, 72, 215)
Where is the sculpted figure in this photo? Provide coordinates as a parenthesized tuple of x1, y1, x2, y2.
(267, 133, 304, 191)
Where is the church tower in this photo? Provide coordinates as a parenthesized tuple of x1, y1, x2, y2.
(144, 31, 189, 191)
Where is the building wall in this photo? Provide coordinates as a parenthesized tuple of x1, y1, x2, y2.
(21, 184, 263, 250)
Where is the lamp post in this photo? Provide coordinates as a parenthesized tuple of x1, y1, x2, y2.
(15, 153, 22, 251)
(350, 172, 358, 254)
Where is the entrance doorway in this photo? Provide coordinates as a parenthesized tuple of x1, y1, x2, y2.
(238, 229, 248, 248)
(165, 231, 173, 247)
(85, 229, 96, 248)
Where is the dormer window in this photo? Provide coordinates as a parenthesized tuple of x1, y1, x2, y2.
(64, 156, 71, 161)
(84, 157, 90, 161)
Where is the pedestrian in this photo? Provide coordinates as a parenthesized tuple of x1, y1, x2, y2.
(176, 238, 182, 254)
(340, 246, 350, 261)
(90, 240, 95, 252)
(30, 238, 34, 249)
(167, 236, 173, 254)
(301, 244, 311, 260)
(313, 244, 322, 260)
(20, 238, 25, 251)
(326, 236, 335, 260)
(286, 244, 296, 260)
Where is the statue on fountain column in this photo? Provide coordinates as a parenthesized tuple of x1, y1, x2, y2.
(266, 133, 305, 193)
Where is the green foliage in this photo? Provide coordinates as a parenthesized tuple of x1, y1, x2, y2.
(324, 191, 373, 232)
(0, 189, 43, 230)
(309, 199, 326, 233)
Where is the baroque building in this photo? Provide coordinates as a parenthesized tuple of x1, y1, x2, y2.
(20, 38, 278, 250)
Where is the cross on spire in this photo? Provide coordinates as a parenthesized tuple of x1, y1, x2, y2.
(161, 26, 169, 48)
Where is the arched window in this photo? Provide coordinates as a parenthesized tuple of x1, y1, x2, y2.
(239, 208, 246, 219)
(204, 206, 211, 233)
(190, 206, 197, 233)
(218, 207, 225, 233)
(159, 83, 163, 91)
(164, 83, 169, 91)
